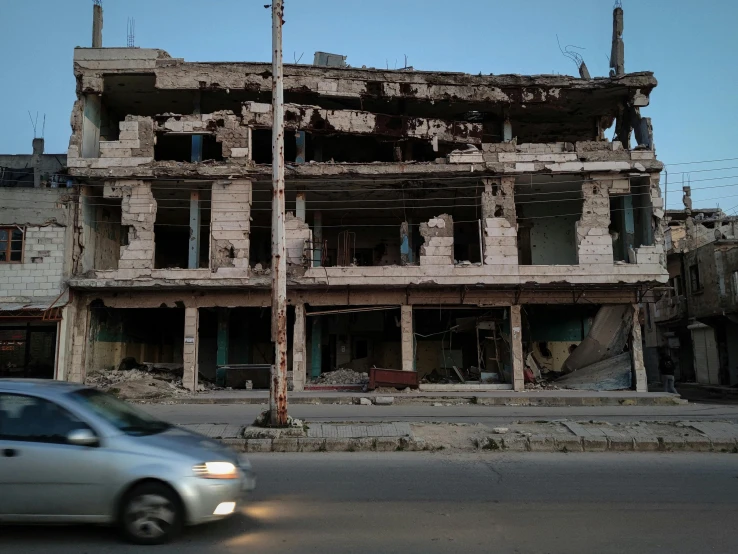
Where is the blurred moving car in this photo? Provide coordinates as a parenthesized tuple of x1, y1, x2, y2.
(0, 379, 255, 544)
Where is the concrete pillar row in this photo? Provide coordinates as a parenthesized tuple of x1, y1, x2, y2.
(631, 303, 648, 392)
(401, 305, 414, 371)
(292, 303, 306, 391)
(183, 307, 199, 391)
(510, 305, 524, 392)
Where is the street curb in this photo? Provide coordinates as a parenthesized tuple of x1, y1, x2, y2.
(145, 394, 686, 407)
(221, 436, 430, 453)
(473, 435, 738, 454)
(219, 435, 737, 453)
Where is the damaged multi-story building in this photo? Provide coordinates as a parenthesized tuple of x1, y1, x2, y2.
(60, 4, 667, 393)
(652, 200, 738, 387)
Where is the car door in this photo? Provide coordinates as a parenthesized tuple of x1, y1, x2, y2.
(0, 392, 108, 521)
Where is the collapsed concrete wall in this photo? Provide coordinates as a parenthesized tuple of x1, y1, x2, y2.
(210, 180, 251, 271)
(242, 101, 482, 145)
(419, 214, 454, 266)
(563, 305, 632, 373)
(155, 111, 250, 159)
(103, 180, 156, 270)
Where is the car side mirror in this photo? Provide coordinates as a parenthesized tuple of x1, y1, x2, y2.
(67, 428, 99, 447)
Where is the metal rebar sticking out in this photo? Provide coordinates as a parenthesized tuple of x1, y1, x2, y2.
(270, 0, 288, 427)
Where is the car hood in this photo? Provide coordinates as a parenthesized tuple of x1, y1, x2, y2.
(135, 426, 239, 464)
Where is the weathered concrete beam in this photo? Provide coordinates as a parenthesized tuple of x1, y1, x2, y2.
(73, 49, 656, 103)
(242, 102, 482, 144)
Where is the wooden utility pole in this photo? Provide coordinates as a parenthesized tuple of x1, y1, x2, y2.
(270, 0, 288, 426)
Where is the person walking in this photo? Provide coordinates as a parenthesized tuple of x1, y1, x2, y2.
(659, 351, 677, 394)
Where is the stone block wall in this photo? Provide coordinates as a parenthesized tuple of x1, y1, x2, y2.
(0, 226, 66, 302)
(576, 179, 614, 265)
(285, 213, 312, 272)
(182, 307, 199, 391)
(210, 180, 251, 270)
(103, 180, 156, 270)
(419, 214, 454, 266)
(482, 177, 518, 266)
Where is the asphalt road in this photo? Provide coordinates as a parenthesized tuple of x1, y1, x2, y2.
(140, 402, 738, 425)
(2, 452, 738, 553)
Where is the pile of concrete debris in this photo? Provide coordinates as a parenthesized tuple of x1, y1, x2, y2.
(311, 368, 369, 385)
(84, 359, 217, 400)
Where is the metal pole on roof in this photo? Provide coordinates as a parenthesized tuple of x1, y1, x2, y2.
(269, 0, 288, 427)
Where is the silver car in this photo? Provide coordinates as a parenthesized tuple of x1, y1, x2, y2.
(0, 379, 256, 544)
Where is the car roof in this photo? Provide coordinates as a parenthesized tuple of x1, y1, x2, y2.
(0, 379, 87, 396)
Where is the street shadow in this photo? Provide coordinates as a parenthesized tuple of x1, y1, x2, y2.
(0, 513, 260, 551)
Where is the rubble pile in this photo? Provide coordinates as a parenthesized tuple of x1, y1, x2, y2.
(84, 360, 220, 400)
(311, 368, 369, 385)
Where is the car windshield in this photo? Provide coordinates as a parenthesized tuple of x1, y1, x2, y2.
(70, 388, 171, 436)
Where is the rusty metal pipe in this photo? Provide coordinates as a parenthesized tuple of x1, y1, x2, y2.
(270, 0, 288, 427)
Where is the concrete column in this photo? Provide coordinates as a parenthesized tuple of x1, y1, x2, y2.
(295, 131, 306, 164)
(92, 3, 103, 47)
(292, 303, 306, 391)
(191, 92, 203, 163)
(631, 304, 648, 392)
(503, 120, 513, 142)
(183, 308, 199, 391)
(66, 298, 89, 383)
(311, 316, 322, 378)
(81, 94, 101, 159)
(401, 305, 414, 371)
(31, 138, 44, 188)
(188, 190, 201, 269)
(296, 190, 306, 222)
(510, 305, 524, 392)
(313, 211, 323, 267)
(215, 308, 229, 387)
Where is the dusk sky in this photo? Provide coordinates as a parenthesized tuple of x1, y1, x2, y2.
(1, 0, 736, 210)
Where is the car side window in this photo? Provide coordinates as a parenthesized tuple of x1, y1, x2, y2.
(0, 393, 93, 445)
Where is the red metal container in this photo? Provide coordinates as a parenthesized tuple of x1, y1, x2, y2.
(368, 368, 419, 390)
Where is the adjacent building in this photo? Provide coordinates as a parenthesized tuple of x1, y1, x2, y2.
(0, 140, 72, 379)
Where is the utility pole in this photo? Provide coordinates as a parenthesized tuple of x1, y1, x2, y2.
(270, 0, 288, 427)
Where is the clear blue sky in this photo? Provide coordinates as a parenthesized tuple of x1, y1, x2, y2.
(1, 0, 736, 210)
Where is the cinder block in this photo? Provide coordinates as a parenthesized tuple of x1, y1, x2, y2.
(420, 255, 453, 266)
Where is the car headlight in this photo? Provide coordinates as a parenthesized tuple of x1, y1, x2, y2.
(193, 461, 239, 479)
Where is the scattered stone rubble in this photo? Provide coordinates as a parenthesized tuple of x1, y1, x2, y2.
(84, 361, 219, 399)
(310, 368, 369, 385)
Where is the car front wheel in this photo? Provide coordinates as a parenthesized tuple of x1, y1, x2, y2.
(119, 482, 184, 545)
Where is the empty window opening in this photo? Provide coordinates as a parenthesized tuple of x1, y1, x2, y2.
(153, 184, 211, 269)
(610, 184, 653, 263)
(197, 307, 275, 389)
(91, 199, 123, 271)
(454, 221, 482, 264)
(307, 307, 401, 379)
(413, 307, 509, 383)
(154, 134, 223, 162)
(690, 264, 702, 292)
(515, 176, 584, 265)
(88, 307, 185, 374)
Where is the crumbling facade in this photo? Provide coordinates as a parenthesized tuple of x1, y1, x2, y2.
(653, 206, 738, 387)
(61, 5, 667, 393)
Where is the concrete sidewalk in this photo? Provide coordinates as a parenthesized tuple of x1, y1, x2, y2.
(184, 419, 738, 454)
(151, 389, 685, 407)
